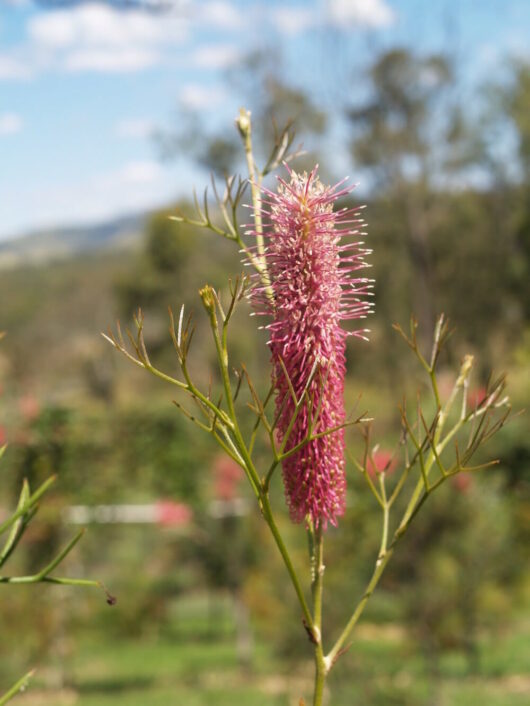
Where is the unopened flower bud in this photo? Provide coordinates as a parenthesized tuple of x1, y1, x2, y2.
(235, 108, 251, 138)
(199, 285, 215, 313)
(457, 354, 474, 387)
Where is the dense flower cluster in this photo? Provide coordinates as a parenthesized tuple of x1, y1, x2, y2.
(249, 166, 373, 528)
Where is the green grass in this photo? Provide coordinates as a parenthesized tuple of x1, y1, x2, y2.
(15, 606, 529, 706)
(38, 637, 291, 706)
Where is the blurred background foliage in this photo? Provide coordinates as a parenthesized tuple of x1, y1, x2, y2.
(0, 32, 529, 706)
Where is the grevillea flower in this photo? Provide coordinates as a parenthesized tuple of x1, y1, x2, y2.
(249, 166, 373, 528)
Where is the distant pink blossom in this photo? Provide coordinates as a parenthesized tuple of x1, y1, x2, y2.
(367, 449, 396, 477)
(468, 386, 487, 409)
(250, 166, 373, 528)
(213, 455, 241, 501)
(156, 501, 193, 527)
(452, 474, 473, 494)
(19, 394, 40, 421)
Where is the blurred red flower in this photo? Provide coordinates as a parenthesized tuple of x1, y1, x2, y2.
(451, 474, 473, 494)
(19, 394, 40, 421)
(468, 386, 487, 409)
(213, 455, 242, 501)
(155, 501, 193, 527)
(367, 449, 397, 477)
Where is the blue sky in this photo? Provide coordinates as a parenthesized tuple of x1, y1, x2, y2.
(1, 0, 529, 240)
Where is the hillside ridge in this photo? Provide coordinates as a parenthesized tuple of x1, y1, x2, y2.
(0, 212, 147, 269)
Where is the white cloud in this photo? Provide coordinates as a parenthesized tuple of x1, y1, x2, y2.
(23, 1, 187, 74)
(271, 7, 315, 36)
(0, 113, 22, 135)
(114, 160, 163, 184)
(193, 1, 245, 31)
(28, 3, 187, 48)
(116, 118, 156, 139)
(65, 48, 159, 73)
(179, 83, 227, 109)
(29, 11, 76, 48)
(271, 1, 395, 37)
(0, 55, 32, 80)
(327, 0, 395, 28)
(191, 44, 240, 69)
(0, 0, 247, 79)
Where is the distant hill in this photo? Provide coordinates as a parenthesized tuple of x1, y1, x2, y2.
(0, 213, 147, 269)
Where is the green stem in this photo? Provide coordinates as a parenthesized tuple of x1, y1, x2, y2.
(237, 109, 272, 298)
(241, 114, 265, 267)
(0, 575, 99, 587)
(398, 356, 474, 530)
(311, 526, 324, 637)
(0, 476, 56, 536)
(260, 495, 314, 634)
(398, 410, 467, 531)
(311, 526, 326, 706)
(313, 652, 326, 706)
(327, 475, 391, 667)
(34, 529, 85, 580)
(378, 475, 389, 555)
(430, 368, 441, 410)
(329, 358, 477, 664)
(327, 547, 394, 667)
(146, 363, 233, 430)
(205, 299, 262, 498)
(0, 670, 35, 706)
(203, 288, 314, 633)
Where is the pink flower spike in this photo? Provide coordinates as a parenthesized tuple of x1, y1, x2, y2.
(249, 167, 373, 529)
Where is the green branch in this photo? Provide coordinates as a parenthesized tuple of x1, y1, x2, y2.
(0, 670, 35, 706)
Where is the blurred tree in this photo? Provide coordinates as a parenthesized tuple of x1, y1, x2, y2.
(187, 456, 257, 668)
(115, 207, 196, 315)
(145, 209, 193, 274)
(483, 60, 530, 320)
(156, 50, 326, 177)
(502, 61, 530, 181)
(113, 201, 243, 383)
(395, 476, 515, 681)
(227, 49, 327, 150)
(156, 120, 240, 178)
(347, 48, 480, 338)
